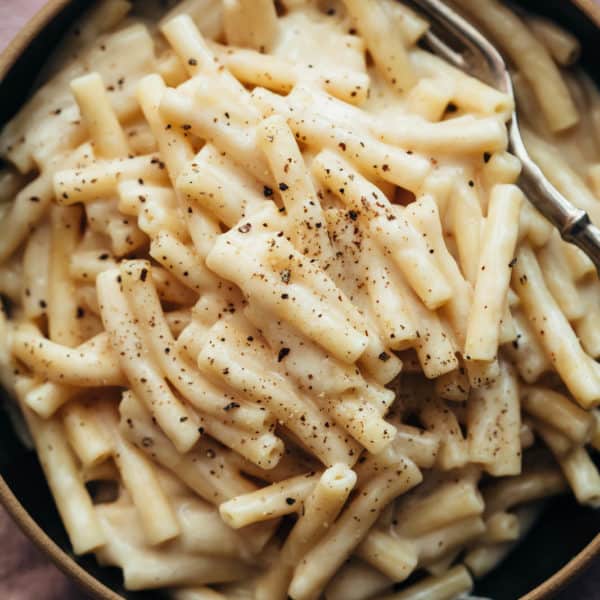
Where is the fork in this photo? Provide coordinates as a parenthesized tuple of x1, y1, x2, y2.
(407, 0, 600, 272)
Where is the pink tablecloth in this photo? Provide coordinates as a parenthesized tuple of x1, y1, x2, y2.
(0, 0, 47, 54)
(0, 507, 87, 600)
(0, 2, 598, 600)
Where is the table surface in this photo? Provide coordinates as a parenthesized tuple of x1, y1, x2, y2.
(0, 1, 599, 599)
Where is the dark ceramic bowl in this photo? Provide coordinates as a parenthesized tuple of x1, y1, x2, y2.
(0, 1, 599, 599)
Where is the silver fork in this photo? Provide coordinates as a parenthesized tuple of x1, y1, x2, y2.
(408, 0, 600, 272)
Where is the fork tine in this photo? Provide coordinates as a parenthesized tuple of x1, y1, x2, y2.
(408, 0, 511, 92)
(407, 0, 600, 274)
(421, 30, 468, 70)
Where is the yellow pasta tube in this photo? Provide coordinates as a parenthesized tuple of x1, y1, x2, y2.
(136, 74, 194, 181)
(342, 0, 415, 92)
(374, 214, 452, 311)
(243, 303, 364, 396)
(285, 85, 505, 156)
(22, 222, 50, 319)
(119, 260, 269, 433)
(383, 0, 428, 44)
(434, 367, 470, 403)
(219, 472, 319, 529)
(533, 419, 573, 458)
(157, 50, 188, 88)
(54, 154, 170, 204)
(464, 504, 542, 579)
(19, 398, 105, 555)
(412, 516, 486, 566)
(355, 532, 417, 583)
(467, 359, 522, 476)
(537, 232, 584, 321)
(0, 254, 22, 304)
(563, 240, 595, 281)
(324, 559, 392, 600)
(222, 0, 278, 52)
(206, 229, 368, 364)
(225, 446, 319, 486)
(322, 211, 406, 383)
(172, 500, 259, 559)
(48, 204, 83, 346)
(405, 78, 452, 122)
(197, 317, 359, 466)
(378, 114, 507, 156)
(252, 88, 431, 192)
(395, 478, 484, 538)
(522, 387, 593, 445)
(45, 1, 132, 75)
(449, 180, 483, 285)
(116, 181, 189, 241)
(465, 184, 523, 361)
(150, 266, 199, 306)
(512, 213, 544, 269)
(455, 0, 577, 131)
(70, 72, 129, 159)
(255, 464, 357, 600)
(289, 460, 422, 600)
(483, 467, 567, 516)
(161, 14, 229, 78)
(405, 196, 472, 349)
(97, 269, 200, 453)
(257, 115, 333, 264)
(160, 86, 270, 184)
(330, 391, 397, 454)
(541, 434, 600, 507)
(522, 129, 600, 224)
(69, 249, 118, 283)
(62, 399, 113, 468)
(527, 16, 581, 66)
(113, 434, 181, 546)
(574, 278, 600, 358)
(210, 42, 369, 105)
(482, 512, 520, 544)
(158, 0, 223, 37)
(409, 49, 513, 116)
(390, 425, 441, 470)
(503, 306, 551, 383)
(2, 142, 94, 263)
(119, 391, 255, 504)
(520, 421, 536, 450)
(12, 324, 125, 387)
(512, 244, 600, 408)
(23, 381, 79, 419)
(171, 588, 227, 600)
(137, 74, 221, 258)
(372, 564, 473, 600)
(85, 199, 148, 258)
(481, 151, 522, 188)
(419, 398, 468, 470)
(176, 143, 265, 229)
(96, 503, 252, 590)
(312, 151, 451, 310)
(361, 237, 417, 350)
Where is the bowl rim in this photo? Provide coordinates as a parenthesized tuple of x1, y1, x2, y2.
(0, 1, 599, 599)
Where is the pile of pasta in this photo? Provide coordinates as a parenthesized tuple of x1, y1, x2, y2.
(1, 0, 600, 598)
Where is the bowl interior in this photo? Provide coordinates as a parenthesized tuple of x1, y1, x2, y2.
(1, 1, 599, 599)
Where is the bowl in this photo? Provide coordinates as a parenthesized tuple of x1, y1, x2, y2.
(0, 1, 599, 599)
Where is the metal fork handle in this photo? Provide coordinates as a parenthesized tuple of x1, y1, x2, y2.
(412, 0, 600, 275)
(516, 142, 600, 270)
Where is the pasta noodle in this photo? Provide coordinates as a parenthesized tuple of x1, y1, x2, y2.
(0, 0, 598, 597)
